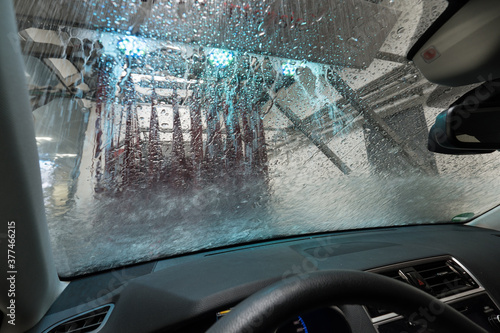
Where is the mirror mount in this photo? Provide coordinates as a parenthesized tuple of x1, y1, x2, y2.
(408, 0, 500, 86)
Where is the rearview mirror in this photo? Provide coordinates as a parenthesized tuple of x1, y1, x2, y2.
(428, 104, 500, 154)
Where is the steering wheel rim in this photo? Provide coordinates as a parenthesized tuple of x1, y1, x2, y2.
(207, 270, 487, 333)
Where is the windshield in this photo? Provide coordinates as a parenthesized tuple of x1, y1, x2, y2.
(14, 0, 500, 277)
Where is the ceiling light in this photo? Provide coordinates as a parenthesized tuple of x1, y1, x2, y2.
(117, 36, 147, 57)
(281, 61, 304, 76)
(208, 49, 234, 68)
(36, 137, 53, 142)
(55, 154, 77, 158)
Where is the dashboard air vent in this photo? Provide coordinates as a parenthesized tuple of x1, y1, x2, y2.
(367, 257, 480, 318)
(409, 259, 478, 298)
(45, 304, 113, 333)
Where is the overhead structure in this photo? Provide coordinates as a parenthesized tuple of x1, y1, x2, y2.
(14, 0, 440, 189)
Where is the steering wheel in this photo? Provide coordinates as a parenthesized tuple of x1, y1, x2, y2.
(207, 270, 487, 333)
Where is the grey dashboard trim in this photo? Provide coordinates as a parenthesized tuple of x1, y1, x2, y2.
(469, 204, 500, 232)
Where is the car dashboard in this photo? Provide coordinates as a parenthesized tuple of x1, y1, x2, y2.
(28, 223, 500, 333)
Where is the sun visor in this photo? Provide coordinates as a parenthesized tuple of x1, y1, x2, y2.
(408, 0, 500, 87)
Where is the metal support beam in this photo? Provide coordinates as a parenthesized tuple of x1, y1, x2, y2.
(375, 51, 409, 64)
(297, 65, 419, 131)
(274, 101, 351, 175)
(326, 67, 435, 175)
